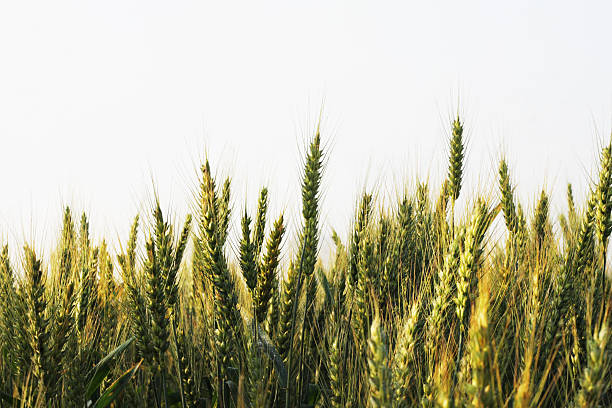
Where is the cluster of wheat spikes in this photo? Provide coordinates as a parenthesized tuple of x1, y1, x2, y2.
(1, 119, 612, 408)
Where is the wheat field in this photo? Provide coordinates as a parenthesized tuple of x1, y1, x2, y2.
(0, 117, 611, 407)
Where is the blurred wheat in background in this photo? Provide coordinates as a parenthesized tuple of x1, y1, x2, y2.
(1, 117, 611, 407)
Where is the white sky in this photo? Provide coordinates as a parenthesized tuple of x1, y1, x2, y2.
(1, 0, 611, 257)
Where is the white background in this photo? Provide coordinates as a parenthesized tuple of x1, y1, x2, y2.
(1, 0, 611, 259)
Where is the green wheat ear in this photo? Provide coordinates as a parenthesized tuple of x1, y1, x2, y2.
(426, 228, 463, 369)
(533, 189, 550, 251)
(393, 300, 420, 406)
(350, 192, 373, 288)
(239, 209, 257, 293)
(277, 261, 298, 363)
(289, 128, 324, 401)
(450, 199, 497, 405)
(298, 130, 323, 280)
(567, 183, 576, 221)
(595, 143, 612, 250)
(0, 245, 20, 380)
(466, 289, 495, 407)
(448, 116, 465, 202)
(24, 246, 51, 400)
(58, 206, 76, 287)
(354, 229, 374, 341)
(367, 314, 391, 407)
(575, 195, 596, 278)
(217, 177, 232, 247)
(573, 323, 610, 408)
(498, 159, 518, 235)
(327, 334, 344, 408)
(197, 160, 243, 404)
(175, 324, 197, 408)
(454, 200, 489, 335)
(253, 187, 269, 258)
(254, 214, 285, 324)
